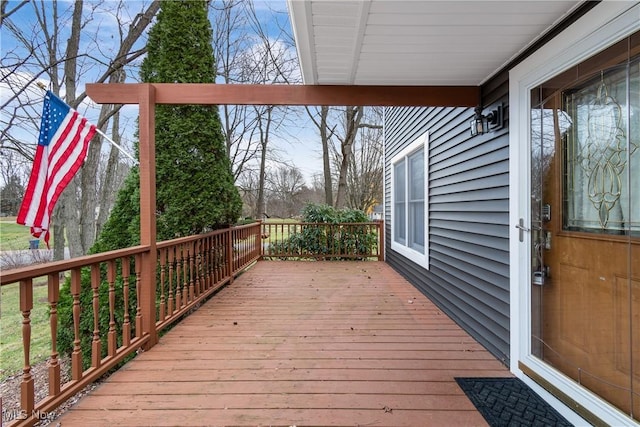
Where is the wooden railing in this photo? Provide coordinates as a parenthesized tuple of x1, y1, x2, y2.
(155, 222, 261, 333)
(260, 221, 384, 261)
(0, 222, 261, 427)
(0, 220, 382, 425)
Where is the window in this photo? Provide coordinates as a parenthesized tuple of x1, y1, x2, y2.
(562, 59, 639, 235)
(391, 131, 428, 265)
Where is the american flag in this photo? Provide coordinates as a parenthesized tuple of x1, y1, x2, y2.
(17, 91, 97, 247)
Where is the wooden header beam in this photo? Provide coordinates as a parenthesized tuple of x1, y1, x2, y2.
(86, 83, 479, 107)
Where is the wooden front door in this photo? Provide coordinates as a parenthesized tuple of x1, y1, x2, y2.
(530, 45, 639, 421)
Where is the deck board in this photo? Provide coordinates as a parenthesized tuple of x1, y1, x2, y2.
(58, 261, 511, 426)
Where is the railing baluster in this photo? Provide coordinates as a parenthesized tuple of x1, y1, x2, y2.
(182, 244, 188, 304)
(198, 239, 205, 295)
(213, 238, 218, 281)
(204, 237, 211, 291)
(234, 228, 238, 271)
(243, 227, 248, 265)
(168, 248, 174, 316)
(258, 221, 382, 260)
(237, 228, 242, 267)
(244, 227, 248, 265)
(4, 222, 388, 423)
(256, 222, 261, 259)
(239, 228, 243, 268)
(20, 278, 34, 414)
(378, 220, 384, 261)
(189, 241, 195, 302)
(216, 234, 222, 282)
(227, 229, 233, 282)
(159, 249, 166, 322)
(71, 269, 83, 380)
(212, 237, 218, 285)
(195, 240, 199, 297)
(122, 257, 131, 347)
(107, 260, 117, 357)
(175, 245, 182, 310)
(135, 254, 143, 338)
(3, 222, 374, 423)
(48, 273, 61, 396)
(91, 264, 102, 368)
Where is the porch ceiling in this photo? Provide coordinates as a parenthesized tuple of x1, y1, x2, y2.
(288, 0, 582, 86)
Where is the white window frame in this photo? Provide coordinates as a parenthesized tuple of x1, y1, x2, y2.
(509, 3, 639, 426)
(390, 131, 429, 267)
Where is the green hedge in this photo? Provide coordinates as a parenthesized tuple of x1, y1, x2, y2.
(269, 204, 377, 260)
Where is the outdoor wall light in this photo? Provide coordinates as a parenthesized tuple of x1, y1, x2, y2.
(470, 105, 503, 136)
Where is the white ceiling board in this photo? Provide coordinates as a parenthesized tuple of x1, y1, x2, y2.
(288, 0, 583, 85)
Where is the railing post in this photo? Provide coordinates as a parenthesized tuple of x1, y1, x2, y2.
(139, 83, 157, 349)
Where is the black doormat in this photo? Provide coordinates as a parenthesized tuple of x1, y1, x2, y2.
(455, 377, 573, 427)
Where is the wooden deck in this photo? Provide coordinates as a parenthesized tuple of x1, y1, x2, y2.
(57, 261, 511, 426)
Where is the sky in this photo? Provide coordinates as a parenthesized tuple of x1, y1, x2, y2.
(0, 0, 324, 185)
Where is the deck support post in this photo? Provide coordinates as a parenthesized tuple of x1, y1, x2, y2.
(139, 83, 158, 349)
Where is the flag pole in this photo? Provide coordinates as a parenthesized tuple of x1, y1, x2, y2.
(94, 128, 139, 165)
(35, 82, 139, 166)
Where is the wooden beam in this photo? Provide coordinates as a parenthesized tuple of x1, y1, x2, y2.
(86, 83, 479, 107)
(138, 83, 158, 349)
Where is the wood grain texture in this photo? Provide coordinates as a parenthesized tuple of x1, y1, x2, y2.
(58, 261, 510, 426)
(85, 83, 480, 107)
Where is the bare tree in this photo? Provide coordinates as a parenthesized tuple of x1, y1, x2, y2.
(236, 167, 260, 218)
(308, 106, 382, 209)
(211, 0, 299, 218)
(1, 0, 159, 258)
(211, 0, 258, 177)
(0, 149, 29, 215)
(266, 165, 306, 218)
(345, 108, 384, 211)
(254, 105, 272, 218)
(305, 105, 336, 205)
(0, 0, 29, 27)
(333, 106, 365, 208)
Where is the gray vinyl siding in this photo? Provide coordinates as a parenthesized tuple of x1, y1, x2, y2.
(384, 100, 510, 365)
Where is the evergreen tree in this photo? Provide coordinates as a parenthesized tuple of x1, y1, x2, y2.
(59, 0, 242, 368)
(140, 0, 241, 239)
(91, 0, 241, 249)
(0, 174, 24, 216)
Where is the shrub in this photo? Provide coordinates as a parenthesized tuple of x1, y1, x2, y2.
(269, 203, 377, 260)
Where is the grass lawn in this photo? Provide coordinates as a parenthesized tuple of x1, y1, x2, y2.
(1, 216, 57, 380)
(0, 217, 55, 251)
(0, 218, 32, 250)
(0, 280, 51, 380)
(262, 218, 301, 244)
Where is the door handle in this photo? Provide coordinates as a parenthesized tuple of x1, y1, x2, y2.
(516, 218, 530, 242)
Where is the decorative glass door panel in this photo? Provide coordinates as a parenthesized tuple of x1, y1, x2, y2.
(530, 38, 639, 420)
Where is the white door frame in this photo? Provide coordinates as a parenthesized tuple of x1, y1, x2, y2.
(508, 2, 640, 425)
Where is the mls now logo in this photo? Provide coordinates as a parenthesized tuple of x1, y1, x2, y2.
(2, 409, 55, 422)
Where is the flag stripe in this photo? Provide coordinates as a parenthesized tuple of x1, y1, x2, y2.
(17, 144, 47, 224)
(41, 115, 94, 228)
(16, 91, 97, 242)
(30, 111, 81, 227)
